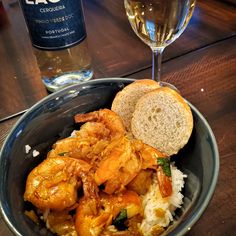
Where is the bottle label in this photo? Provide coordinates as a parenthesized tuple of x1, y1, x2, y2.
(19, 0, 86, 50)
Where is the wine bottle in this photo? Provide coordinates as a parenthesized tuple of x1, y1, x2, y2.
(19, 0, 93, 92)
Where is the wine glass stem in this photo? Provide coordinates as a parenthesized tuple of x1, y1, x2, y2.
(152, 48, 164, 83)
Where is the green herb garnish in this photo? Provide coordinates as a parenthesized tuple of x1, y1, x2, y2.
(113, 208, 127, 230)
(58, 152, 68, 156)
(157, 157, 171, 177)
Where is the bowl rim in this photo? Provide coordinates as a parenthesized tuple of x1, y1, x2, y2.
(0, 78, 219, 236)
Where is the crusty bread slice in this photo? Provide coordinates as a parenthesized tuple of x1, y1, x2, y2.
(111, 79, 160, 131)
(131, 87, 193, 156)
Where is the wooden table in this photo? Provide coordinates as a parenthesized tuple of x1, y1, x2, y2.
(0, 0, 235, 235)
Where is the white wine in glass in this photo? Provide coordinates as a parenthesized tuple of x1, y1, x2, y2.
(124, 0, 196, 87)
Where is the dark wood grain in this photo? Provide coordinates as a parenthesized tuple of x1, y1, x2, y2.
(130, 36, 236, 236)
(0, 0, 236, 235)
(0, 0, 236, 120)
(222, 0, 236, 6)
(0, 116, 19, 149)
(130, 37, 236, 112)
(85, 0, 236, 77)
(0, 217, 13, 236)
(0, 1, 48, 119)
(0, 117, 20, 235)
(0, 36, 235, 236)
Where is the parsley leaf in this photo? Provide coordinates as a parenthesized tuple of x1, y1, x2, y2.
(157, 157, 171, 177)
(113, 208, 127, 230)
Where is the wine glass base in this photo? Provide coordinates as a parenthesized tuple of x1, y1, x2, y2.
(158, 81, 179, 93)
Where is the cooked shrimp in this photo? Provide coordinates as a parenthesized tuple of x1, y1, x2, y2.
(95, 137, 172, 197)
(23, 107, 177, 236)
(24, 157, 96, 211)
(133, 140, 172, 198)
(75, 190, 142, 236)
(95, 137, 142, 194)
(101, 190, 142, 219)
(48, 136, 109, 167)
(74, 109, 126, 140)
(48, 137, 96, 158)
(48, 121, 113, 160)
(156, 166, 173, 198)
(75, 121, 111, 140)
(132, 140, 166, 169)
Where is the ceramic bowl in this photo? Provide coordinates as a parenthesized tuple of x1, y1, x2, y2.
(0, 78, 219, 236)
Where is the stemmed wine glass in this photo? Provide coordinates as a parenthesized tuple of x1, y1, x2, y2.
(124, 0, 196, 88)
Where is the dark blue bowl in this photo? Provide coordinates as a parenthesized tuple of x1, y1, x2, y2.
(0, 78, 219, 236)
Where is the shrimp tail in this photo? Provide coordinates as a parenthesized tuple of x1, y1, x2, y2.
(74, 112, 99, 123)
(80, 172, 100, 215)
(157, 167, 172, 198)
(74, 109, 126, 139)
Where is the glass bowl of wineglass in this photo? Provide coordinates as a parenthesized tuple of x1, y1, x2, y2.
(124, 0, 196, 88)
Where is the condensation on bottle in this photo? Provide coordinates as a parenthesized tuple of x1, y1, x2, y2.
(19, 0, 93, 92)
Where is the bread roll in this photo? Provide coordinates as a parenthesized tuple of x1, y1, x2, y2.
(131, 87, 193, 156)
(112, 79, 160, 131)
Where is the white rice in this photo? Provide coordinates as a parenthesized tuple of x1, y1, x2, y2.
(140, 164, 186, 236)
(25, 145, 40, 158)
(70, 130, 77, 137)
(25, 144, 31, 154)
(32, 150, 40, 157)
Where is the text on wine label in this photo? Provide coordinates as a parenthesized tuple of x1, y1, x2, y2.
(25, 0, 60, 5)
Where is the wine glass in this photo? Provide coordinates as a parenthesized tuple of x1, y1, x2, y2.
(124, 0, 196, 88)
